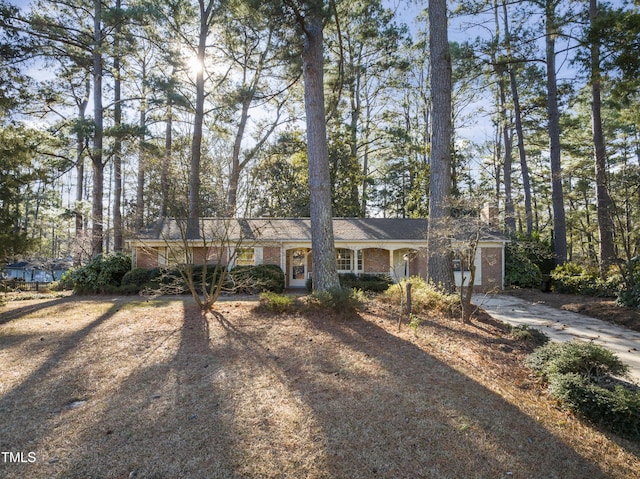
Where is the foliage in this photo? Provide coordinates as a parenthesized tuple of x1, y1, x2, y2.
(306, 273, 393, 293)
(121, 268, 154, 289)
(0, 125, 65, 261)
(64, 253, 132, 294)
(550, 262, 619, 297)
(505, 242, 543, 288)
(526, 340, 638, 439)
(379, 276, 460, 318)
(259, 291, 295, 314)
(309, 287, 365, 313)
(505, 237, 556, 289)
(547, 373, 640, 440)
(250, 131, 310, 217)
(526, 340, 629, 381)
(229, 264, 285, 294)
(408, 313, 423, 336)
(338, 273, 393, 292)
(187, 264, 227, 292)
(617, 283, 640, 308)
(616, 258, 640, 308)
(509, 324, 550, 347)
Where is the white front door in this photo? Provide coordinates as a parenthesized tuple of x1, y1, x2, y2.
(289, 249, 308, 287)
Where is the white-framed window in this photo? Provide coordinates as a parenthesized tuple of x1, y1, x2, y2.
(453, 258, 470, 272)
(158, 247, 167, 266)
(357, 250, 363, 271)
(336, 248, 353, 271)
(235, 248, 255, 266)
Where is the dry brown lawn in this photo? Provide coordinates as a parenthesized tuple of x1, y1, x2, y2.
(0, 294, 639, 479)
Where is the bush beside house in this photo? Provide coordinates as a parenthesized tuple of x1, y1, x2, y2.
(64, 253, 132, 294)
(63, 254, 286, 296)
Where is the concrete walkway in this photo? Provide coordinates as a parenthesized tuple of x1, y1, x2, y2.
(473, 293, 640, 383)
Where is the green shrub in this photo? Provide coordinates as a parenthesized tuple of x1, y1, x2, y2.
(65, 253, 132, 294)
(617, 283, 640, 308)
(121, 268, 153, 288)
(551, 262, 618, 297)
(189, 264, 226, 289)
(509, 324, 550, 346)
(339, 273, 392, 292)
(616, 258, 640, 308)
(49, 277, 72, 291)
(526, 340, 629, 381)
(310, 287, 365, 313)
(380, 276, 460, 318)
(306, 274, 392, 293)
(260, 291, 295, 313)
(505, 242, 543, 288)
(527, 341, 638, 439)
(548, 373, 640, 440)
(229, 264, 285, 294)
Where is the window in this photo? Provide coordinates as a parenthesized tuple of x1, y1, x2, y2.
(158, 248, 167, 266)
(336, 248, 353, 271)
(236, 248, 255, 266)
(453, 259, 470, 272)
(357, 250, 363, 271)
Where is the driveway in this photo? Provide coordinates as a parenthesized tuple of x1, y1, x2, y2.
(473, 293, 640, 383)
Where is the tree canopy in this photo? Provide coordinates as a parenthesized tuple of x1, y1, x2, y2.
(0, 0, 638, 284)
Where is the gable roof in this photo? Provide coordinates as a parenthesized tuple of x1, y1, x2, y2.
(138, 218, 507, 244)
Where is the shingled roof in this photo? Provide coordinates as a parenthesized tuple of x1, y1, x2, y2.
(139, 218, 507, 243)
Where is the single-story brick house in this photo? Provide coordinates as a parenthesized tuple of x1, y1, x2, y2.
(129, 217, 508, 291)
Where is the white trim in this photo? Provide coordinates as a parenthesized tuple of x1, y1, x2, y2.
(254, 247, 263, 265)
(158, 248, 167, 266)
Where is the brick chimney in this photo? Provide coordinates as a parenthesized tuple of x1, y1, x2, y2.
(480, 204, 499, 227)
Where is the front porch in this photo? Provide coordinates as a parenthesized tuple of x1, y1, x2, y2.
(283, 246, 425, 288)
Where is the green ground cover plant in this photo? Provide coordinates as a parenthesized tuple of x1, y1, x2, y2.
(526, 340, 639, 440)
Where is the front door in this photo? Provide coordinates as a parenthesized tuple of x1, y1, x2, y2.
(289, 249, 308, 287)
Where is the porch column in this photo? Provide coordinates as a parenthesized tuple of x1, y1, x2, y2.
(389, 249, 394, 278)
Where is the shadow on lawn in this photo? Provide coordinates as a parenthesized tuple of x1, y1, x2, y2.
(208, 307, 617, 478)
(0, 299, 124, 476)
(50, 299, 242, 478)
(0, 295, 77, 325)
(0, 297, 626, 478)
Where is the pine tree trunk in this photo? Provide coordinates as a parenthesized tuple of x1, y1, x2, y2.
(188, 1, 212, 239)
(303, 10, 340, 293)
(501, 0, 533, 237)
(75, 79, 89, 264)
(427, 0, 454, 292)
(136, 60, 147, 232)
(499, 71, 516, 235)
(545, 0, 567, 265)
(509, 68, 533, 237)
(226, 98, 250, 217)
(160, 100, 172, 218)
(113, 3, 123, 251)
(136, 101, 146, 231)
(91, 0, 104, 257)
(590, 0, 616, 274)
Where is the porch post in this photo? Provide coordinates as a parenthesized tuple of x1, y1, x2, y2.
(389, 249, 394, 279)
(352, 248, 358, 274)
(281, 245, 287, 287)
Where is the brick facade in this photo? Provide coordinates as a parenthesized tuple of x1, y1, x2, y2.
(363, 248, 389, 273)
(262, 246, 281, 266)
(136, 248, 158, 269)
(192, 246, 227, 265)
(481, 247, 502, 291)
